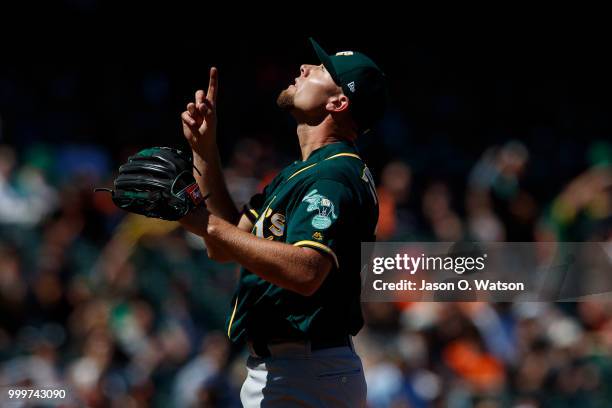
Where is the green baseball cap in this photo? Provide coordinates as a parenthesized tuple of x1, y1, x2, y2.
(310, 37, 387, 133)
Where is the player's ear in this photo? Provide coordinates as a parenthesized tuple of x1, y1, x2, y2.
(326, 94, 350, 113)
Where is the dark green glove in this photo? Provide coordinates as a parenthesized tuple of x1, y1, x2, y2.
(97, 147, 207, 221)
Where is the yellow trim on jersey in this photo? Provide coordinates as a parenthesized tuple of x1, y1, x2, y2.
(286, 152, 362, 181)
(293, 240, 339, 268)
(325, 152, 362, 161)
(227, 297, 239, 338)
(249, 209, 259, 219)
(288, 163, 318, 180)
(251, 196, 277, 234)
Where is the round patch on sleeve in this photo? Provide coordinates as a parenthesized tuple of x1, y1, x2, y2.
(302, 189, 338, 230)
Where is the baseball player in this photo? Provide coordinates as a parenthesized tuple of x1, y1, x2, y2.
(179, 38, 386, 407)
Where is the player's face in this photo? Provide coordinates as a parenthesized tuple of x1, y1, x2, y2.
(277, 64, 342, 117)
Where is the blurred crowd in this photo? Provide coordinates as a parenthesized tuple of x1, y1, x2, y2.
(0, 134, 611, 407)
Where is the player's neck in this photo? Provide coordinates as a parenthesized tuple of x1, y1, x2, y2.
(296, 125, 339, 161)
(296, 120, 352, 161)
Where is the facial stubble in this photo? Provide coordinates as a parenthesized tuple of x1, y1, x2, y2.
(276, 88, 295, 110)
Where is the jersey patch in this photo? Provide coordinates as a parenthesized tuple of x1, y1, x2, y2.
(302, 189, 338, 230)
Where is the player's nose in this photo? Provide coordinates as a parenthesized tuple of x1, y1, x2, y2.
(300, 64, 311, 77)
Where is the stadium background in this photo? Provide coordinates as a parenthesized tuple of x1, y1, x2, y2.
(1, 6, 612, 407)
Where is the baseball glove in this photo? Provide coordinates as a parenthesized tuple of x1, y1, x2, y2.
(96, 147, 208, 221)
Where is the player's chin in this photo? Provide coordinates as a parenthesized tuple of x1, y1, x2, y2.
(276, 89, 295, 110)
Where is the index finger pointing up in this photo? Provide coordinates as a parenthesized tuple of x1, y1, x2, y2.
(206, 67, 218, 106)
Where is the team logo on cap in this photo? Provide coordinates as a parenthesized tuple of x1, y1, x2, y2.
(336, 51, 354, 56)
(302, 189, 338, 230)
(347, 81, 356, 92)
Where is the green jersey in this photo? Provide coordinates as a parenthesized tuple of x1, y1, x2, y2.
(226, 140, 379, 344)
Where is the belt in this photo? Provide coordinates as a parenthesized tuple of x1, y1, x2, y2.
(248, 336, 351, 358)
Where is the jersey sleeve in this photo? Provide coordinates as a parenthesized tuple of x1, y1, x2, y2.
(285, 179, 353, 268)
(243, 175, 279, 224)
(243, 191, 266, 224)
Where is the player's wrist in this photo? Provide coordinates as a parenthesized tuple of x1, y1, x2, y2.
(179, 205, 211, 236)
(205, 213, 223, 236)
(191, 139, 218, 160)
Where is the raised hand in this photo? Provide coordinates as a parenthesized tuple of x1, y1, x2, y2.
(181, 67, 218, 157)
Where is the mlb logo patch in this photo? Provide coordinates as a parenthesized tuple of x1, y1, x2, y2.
(185, 183, 204, 205)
